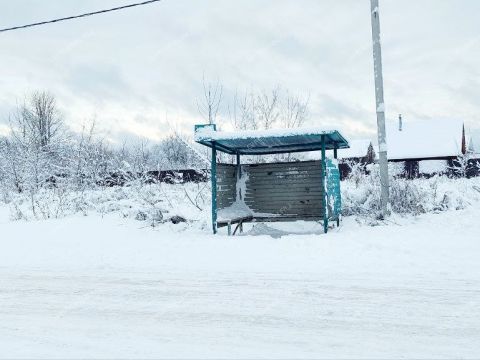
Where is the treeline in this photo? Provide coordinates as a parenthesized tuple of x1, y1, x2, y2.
(0, 91, 205, 200)
(0, 85, 311, 199)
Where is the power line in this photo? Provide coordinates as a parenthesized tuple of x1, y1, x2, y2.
(0, 0, 162, 34)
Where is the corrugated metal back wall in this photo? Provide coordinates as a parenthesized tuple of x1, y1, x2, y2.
(216, 165, 236, 209)
(217, 161, 324, 218)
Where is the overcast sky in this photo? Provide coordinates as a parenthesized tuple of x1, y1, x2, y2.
(1, 0, 479, 145)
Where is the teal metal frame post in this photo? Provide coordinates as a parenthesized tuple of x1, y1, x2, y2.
(236, 152, 243, 234)
(321, 135, 328, 233)
(236, 152, 241, 198)
(211, 144, 217, 234)
(333, 145, 340, 227)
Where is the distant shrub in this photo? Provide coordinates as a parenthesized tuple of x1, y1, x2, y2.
(341, 165, 480, 220)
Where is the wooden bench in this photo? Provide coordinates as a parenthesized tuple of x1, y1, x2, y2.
(217, 215, 253, 235)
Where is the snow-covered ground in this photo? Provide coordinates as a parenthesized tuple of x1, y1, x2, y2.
(1, 198, 480, 358)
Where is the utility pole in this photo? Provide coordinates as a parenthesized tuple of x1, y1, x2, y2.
(370, 0, 389, 217)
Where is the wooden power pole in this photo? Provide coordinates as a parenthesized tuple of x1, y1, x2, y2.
(370, 0, 390, 217)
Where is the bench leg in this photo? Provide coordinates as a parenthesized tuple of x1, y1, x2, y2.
(233, 219, 244, 236)
(227, 222, 232, 236)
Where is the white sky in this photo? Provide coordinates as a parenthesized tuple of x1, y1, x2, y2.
(1, 0, 479, 145)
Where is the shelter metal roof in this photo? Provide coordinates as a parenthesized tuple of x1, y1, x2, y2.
(194, 125, 350, 155)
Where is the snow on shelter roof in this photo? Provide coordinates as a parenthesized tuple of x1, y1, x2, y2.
(386, 119, 464, 160)
(194, 124, 350, 155)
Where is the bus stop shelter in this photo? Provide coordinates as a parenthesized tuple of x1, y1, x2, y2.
(195, 124, 350, 235)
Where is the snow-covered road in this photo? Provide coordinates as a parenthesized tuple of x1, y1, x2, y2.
(1, 207, 480, 358)
(2, 271, 479, 358)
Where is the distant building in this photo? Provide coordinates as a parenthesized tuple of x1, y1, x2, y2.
(337, 118, 479, 180)
(385, 117, 466, 178)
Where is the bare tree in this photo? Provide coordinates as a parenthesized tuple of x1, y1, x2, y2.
(281, 92, 309, 128)
(255, 87, 279, 130)
(159, 133, 193, 169)
(1, 91, 66, 195)
(11, 91, 64, 149)
(230, 90, 257, 130)
(197, 75, 223, 125)
(229, 87, 309, 132)
(0, 137, 24, 193)
(227, 87, 311, 162)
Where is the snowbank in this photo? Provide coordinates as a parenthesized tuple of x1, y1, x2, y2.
(1, 171, 480, 358)
(5, 182, 210, 228)
(1, 171, 480, 229)
(1, 200, 480, 358)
